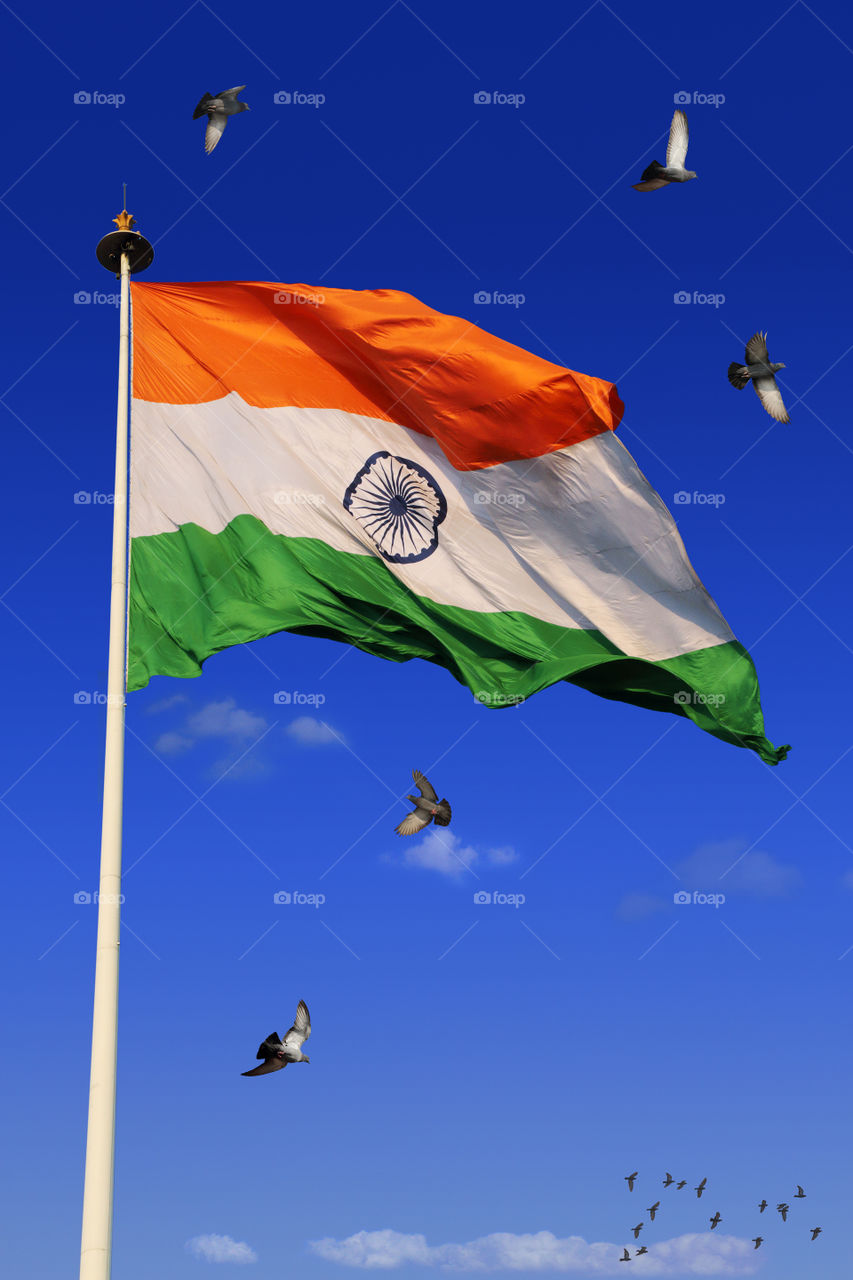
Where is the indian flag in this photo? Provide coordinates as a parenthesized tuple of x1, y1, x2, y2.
(127, 281, 788, 765)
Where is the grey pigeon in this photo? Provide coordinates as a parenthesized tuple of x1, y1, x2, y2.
(241, 999, 311, 1076)
(647, 1202, 660, 1221)
(632, 109, 697, 191)
(727, 332, 789, 423)
(395, 769, 451, 836)
(625, 1172, 639, 1192)
(635, 1247, 648, 1256)
(695, 1178, 707, 1199)
(710, 1212, 722, 1230)
(663, 1172, 675, 1187)
(811, 1227, 822, 1240)
(619, 1248, 632, 1262)
(632, 1224, 643, 1239)
(758, 1200, 768, 1213)
(777, 1203, 789, 1222)
(795, 1185, 806, 1198)
(752, 1238, 763, 1250)
(193, 85, 249, 154)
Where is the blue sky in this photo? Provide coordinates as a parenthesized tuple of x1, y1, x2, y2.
(1, 1, 852, 1277)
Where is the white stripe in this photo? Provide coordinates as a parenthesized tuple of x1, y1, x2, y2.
(130, 394, 733, 661)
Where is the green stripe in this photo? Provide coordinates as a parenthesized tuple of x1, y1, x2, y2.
(127, 515, 789, 764)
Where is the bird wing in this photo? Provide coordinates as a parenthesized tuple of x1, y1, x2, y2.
(242, 1057, 286, 1076)
(192, 92, 213, 119)
(255, 1031, 282, 1059)
(797, 1186, 805, 1196)
(667, 109, 689, 168)
(632, 178, 669, 192)
(396, 808, 432, 836)
(204, 113, 227, 154)
(412, 769, 437, 801)
(745, 331, 770, 363)
(753, 375, 789, 423)
(283, 1000, 311, 1050)
(216, 85, 247, 99)
(433, 801, 452, 827)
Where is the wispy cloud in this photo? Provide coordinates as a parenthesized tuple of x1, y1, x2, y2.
(145, 693, 190, 715)
(393, 828, 518, 879)
(309, 1228, 759, 1273)
(187, 699, 267, 741)
(186, 1233, 258, 1264)
(152, 698, 270, 772)
(285, 715, 345, 746)
(154, 731, 193, 755)
(617, 838, 800, 917)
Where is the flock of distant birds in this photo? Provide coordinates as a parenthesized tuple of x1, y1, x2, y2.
(618, 1172, 821, 1261)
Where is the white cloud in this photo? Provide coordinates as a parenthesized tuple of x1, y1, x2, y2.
(678, 840, 799, 898)
(155, 731, 193, 755)
(187, 699, 267, 741)
(146, 694, 189, 715)
(396, 829, 517, 879)
(186, 1234, 258, 1264)
(285, 716, 344, 745)
(309, 1229, 758, 1274)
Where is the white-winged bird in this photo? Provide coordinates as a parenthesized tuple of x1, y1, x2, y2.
(632, 109, 697, 191)
(242, 999, 311, 1076)
(193, 85, 249, 154)
(395, 769, 451, 836)
(727, 332, 790, 423)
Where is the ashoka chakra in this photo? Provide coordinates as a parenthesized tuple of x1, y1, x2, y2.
(343, 451, 447, 564)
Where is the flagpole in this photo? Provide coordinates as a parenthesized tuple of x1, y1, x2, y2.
(79, 206, 154, 1280)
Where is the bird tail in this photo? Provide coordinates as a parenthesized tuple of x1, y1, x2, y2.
(434, 801, 452, 826)
(727, 362, 750, 389)
(192, 92, 214, 119)
(640, 161, 664, 181)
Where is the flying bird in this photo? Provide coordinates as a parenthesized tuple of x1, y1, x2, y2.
(758, 1200, 768, 1213)
(710, 1212, 722, 1230)
(676, 1181, 687, 1190)
(635, 1247, 648, 1256)
(795, 1185, 806, 1198)
(395, 770, 452, 836)
(695, 1178, 707, 1199)
(811, 1227, 822, 1241)
(647, 1202, 660, 1221)
(727, 331, 790, 423)
(241, 999, 311, 1076)
(620, 1247, 632, 1262)
(193, 85, 249, 154)
(752, 1238, 763, 1250)
(663, 1172, 675, 1187)
(632, 109, 697, 191)
(632, 1224, 643, 1240)
(777, 1203, 789, 1222)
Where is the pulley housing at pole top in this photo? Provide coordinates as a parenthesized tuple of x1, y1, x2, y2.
(96, 189, 154, 277)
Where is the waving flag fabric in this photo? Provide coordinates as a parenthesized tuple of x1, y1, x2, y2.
(127, 281, 787, 764)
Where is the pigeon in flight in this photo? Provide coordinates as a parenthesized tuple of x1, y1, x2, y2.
(727, 332, 790, 423)
(663, 1172, 675, 1187)
(193, 85, 249, 154)
(625, 1172, 639, 1192)
(810, 1227, 822, 1240)
(241, 999, 311, 1076)
(632, 109, 697, 191)
(395, 770, 452, 836)
(758, 1200, 768, 1213)
(752, 1238, 763, 1250)
(647, 1202, 660, 1222)
(710, 1212, 722, 1230)
(676, 1181, 687, 1190)
(632, 1224, 643, 1240)
(794, 1185, 806, 1198)
(695, 1179, 707, 1199)
(619, 1248, 632, 1262)
(635, 1247, 648, 1256)
(777, 1203, 789, 1222)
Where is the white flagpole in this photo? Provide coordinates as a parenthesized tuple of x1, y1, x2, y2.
(80, 206, 153, 1280)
